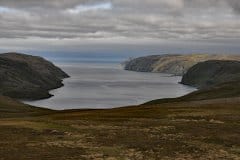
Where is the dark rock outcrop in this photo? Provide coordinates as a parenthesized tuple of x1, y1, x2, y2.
(0, 53, 69, 100)
(124, 54, 240, 75)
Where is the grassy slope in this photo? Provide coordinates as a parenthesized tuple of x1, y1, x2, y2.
(0, 95, 239, 159)
(0, 96, 52, 118)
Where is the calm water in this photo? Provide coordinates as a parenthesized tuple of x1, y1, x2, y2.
(24, 61, 196, 110)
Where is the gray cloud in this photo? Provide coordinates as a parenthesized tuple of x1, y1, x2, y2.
(0, 0, 239, 54)
(227, 0, 240, 13)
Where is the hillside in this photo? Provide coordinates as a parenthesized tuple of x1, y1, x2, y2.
(124, 54, 240, 75)
(0, 53, 69, 100)
(0, 95, 52, 118)
(0, 89, 239, 159)
(0, 55, 240, 160)
(181, 60, 240, 88)
(0, 56, 239, 159)
(147, 60, 240, 103)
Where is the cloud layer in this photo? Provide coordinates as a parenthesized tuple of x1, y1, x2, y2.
(0, 0, 239, 54)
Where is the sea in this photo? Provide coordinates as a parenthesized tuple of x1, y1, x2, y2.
(24, 57, 196, 110)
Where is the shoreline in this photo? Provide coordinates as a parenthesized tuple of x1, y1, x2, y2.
(22, 63, 196, 110)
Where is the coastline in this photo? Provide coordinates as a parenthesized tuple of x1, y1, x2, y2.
(23, 62, 196, 110)
(1, 58, 240, 159)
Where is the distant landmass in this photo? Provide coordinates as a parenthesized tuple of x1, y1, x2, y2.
(124, 54, 240, 75)
(0, 53, 69, 100)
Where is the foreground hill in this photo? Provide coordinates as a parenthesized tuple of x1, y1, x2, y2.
(0, 96, 52, 118)
(0, 53, 69, 100)
(124, 54, 240, 75)
(0, 91, 239, 159)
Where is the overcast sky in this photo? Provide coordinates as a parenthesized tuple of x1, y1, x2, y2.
(0, 0, 240, 57)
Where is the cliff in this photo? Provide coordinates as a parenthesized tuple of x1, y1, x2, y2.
(0, 53, 69, 100)
(124, 54, 240, 75)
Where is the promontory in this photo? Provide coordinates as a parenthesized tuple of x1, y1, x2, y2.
(0, 52, 69, 100)
(124, 54, 240, 75)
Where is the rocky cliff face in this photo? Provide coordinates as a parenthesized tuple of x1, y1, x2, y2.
(123, 55, 167, 72)
(124, 54, 240, 75)
(0, 53, 69, 100)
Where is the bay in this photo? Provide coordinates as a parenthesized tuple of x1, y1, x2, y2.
(24, 61, 196, 110)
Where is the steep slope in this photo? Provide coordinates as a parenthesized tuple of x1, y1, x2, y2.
(178, 60, 240, 100)
(181, 60, 240, 88)
(123, 55, 169, 72)
(0, 53, 69, 100)
(124, 54, 240, 75)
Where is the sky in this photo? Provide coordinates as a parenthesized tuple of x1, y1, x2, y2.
(0, 0, 240, 58)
